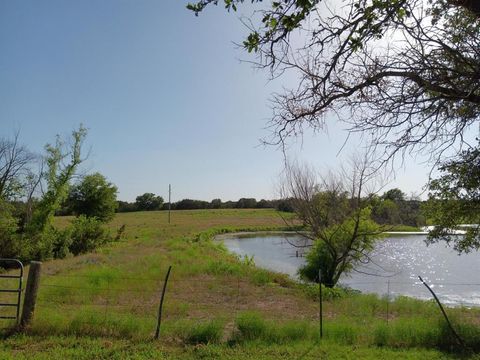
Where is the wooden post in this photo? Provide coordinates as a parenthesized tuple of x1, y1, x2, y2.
(20, 261, 41, 328)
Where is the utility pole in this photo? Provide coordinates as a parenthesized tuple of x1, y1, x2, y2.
(168, 184, 171, 224)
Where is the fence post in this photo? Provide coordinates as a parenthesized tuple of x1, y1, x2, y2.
(418, 275, 465, 348)
(20, 261, 42, 328)
(386, 280, 390, 325)
(155, 265, 172, 340)
(318, 269, 323, 339)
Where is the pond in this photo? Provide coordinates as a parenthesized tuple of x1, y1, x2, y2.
(219, 232, 480, 307)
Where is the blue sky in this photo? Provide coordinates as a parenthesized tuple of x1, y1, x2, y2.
(0, 0, 431, 202)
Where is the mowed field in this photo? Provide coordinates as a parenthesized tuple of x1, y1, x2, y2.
(0, 209, 478, 359)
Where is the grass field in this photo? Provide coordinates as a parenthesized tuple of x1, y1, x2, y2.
(0, 209, 479, 359)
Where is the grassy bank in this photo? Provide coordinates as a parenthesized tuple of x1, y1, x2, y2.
(0, 209, 478, 359)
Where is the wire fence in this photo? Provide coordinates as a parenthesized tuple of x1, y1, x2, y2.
(2, 268, 480, 341)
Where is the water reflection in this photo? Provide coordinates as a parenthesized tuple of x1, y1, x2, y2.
(220, 232, 480, 307)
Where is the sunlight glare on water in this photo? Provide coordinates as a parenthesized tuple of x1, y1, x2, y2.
(220, 233, 480, 307)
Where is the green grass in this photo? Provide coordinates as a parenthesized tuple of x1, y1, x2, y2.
(0, 209, 479, 359)
(0, 335, 464, 359)
(173, 319, 224, 345)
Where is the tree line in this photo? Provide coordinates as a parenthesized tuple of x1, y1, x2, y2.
(115, 192, 424, 228)
(116, 197, 293, 213)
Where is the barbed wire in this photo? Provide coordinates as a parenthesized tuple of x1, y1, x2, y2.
(39, 273, 480, 287)
(41, 274, 230, 284)
(42, 274, 166, 282)
(40, 284, 162, 293)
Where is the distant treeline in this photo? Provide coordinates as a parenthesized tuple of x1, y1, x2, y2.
(57, 188, 425, 228)
(114, 188, 425, 228)
(117, 197, 294, 213)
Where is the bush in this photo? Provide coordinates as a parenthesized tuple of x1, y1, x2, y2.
(300, 282, 350, 301)
(177, 320, 223, 345)
(0, 200, 21, 259)
(68, 215, 110, 255)
(28, 226, 73, 260)
(51, 227, 72, 259)
(0, 200, 73, 261)
(233, 313, 314, 344)
(235, 312, 267, 341)
(373, 323, 390, 346)
(268, 321, 312, 343)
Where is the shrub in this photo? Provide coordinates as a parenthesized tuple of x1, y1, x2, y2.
(235, 312, 267, 341)
(68, 215, 110, 255)
(28, 227, 61, 261)
(51, 227, 72, 259)
(268, 321, 312, 343)
(205, 260, 241, 276)
(326, 323, 358, 345)
(184, 321, 224, 344)
(300, 282, 350, 301)
(373, 323, 390, 346)
(0, 200, 21, 259)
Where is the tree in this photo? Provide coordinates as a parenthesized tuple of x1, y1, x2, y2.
(21, 126, 88, 260)
(382, 188, 406, 203)
(280, 159, 382, 287)
(0, 199, 21, 258)
(135, 192, 164, 211)
(117, 200, 137, 213)
(68, 172, 118, 222)
(0, 132, 37, 200)
(256, 199, 270, 208)
(189, 0, 480, 164)
(174, 199, 209, 210)
(423, 143, 480, 252)
(28, 126, 87, 234)
(371, 198, 401, 225)
(210, 198, 222, 209)
(236, 197, 257, 208)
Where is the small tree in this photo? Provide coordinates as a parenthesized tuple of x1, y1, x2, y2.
(28, 126, 87, 234)
(135, 192, 164, 211)
(23, 126, 87, 260)
(68, 172, 118, 222)
(281, 159, 382, 287)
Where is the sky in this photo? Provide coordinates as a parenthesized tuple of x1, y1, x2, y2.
(0, 0, 434, 202)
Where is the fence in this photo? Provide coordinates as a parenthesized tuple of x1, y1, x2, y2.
(2, 264, 480, 347)
(0, 259, 23, 323)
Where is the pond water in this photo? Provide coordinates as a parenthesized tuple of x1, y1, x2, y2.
(220, 232, 480, 307)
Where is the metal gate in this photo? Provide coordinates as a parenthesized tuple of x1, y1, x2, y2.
(0, 259, 24, 324)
